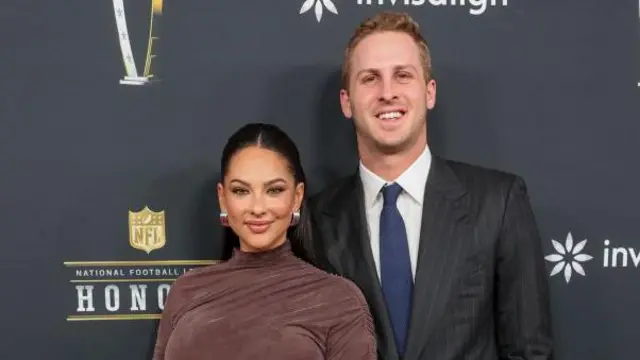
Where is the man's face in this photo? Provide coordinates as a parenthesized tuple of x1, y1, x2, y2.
(340, 31, 436, 154)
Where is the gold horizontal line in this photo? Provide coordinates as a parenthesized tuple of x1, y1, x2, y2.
(70, 278, 176, 283)
(63, 260, 219, 267)
(67, 314, 161, 321)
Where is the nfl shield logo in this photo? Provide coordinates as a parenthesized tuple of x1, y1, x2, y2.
(128, 206, 166, 254)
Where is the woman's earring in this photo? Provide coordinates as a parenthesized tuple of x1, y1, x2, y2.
(290, 211, 300, 227)
(219, 212, 229, 227)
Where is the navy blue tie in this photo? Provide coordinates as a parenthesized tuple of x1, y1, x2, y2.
(380, 183, 413, 356)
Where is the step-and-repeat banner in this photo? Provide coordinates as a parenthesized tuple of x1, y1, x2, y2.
(1, 0, 639, 359)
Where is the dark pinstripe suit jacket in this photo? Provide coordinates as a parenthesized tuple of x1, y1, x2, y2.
(307, 156, 554, 360)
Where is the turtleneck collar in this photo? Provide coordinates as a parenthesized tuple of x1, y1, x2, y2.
(228, 240, 295, 267)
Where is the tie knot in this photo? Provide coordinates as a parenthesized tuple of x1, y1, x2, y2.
(382, 183, 403, 205)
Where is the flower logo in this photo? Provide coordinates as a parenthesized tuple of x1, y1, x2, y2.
(545, 232, 593, 283)
(299, 0, 338, 22)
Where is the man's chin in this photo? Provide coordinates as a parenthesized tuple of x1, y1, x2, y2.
(372, 138, 410, 155)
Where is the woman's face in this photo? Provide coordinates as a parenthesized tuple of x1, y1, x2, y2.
(217, 146, 304, 252)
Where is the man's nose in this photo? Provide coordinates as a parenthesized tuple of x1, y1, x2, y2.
(379, 78, 398, 101)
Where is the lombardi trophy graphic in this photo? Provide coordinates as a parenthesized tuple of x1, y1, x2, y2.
(113, 0, 163, 85)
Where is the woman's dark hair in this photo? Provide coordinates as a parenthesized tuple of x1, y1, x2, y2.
(219, 122, 314, 263)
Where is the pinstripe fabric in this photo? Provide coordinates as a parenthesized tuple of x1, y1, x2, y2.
(308, 156, 554, 360)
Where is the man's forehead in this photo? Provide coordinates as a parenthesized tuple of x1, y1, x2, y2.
(351, 32, 421, 69)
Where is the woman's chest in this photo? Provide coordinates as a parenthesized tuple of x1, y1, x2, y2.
(164, 294, 331, 360)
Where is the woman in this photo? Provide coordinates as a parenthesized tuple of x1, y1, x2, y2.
(152, 123, 377, 360)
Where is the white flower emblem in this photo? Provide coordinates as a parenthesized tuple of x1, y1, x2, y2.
(545, 232, 593, 283)
(299, 0, 338, 22)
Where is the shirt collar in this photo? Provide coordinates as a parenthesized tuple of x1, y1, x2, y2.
(359, 145, 432, 208)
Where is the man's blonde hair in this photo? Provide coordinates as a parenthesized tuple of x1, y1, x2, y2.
(341, 11, 433, 90)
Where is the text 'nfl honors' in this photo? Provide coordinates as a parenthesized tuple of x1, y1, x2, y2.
(63, 206, 217, 321)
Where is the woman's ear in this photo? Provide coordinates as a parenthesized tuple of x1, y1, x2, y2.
(294, 182, 305, 212)
(217, 182, 226, 213)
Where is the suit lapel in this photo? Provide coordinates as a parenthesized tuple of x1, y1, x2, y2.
(320, 174, 399, 360)
(403, 157, 471, 360)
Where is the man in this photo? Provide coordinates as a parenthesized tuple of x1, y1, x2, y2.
(307, 11, 554, 360)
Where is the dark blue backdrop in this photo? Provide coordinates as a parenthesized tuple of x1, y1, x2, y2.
(1, 0, 639, 359)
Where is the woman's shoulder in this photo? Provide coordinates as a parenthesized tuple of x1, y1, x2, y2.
(165, 261, 231, 299)
(160, 261, 235, 322)
(325, 272, 369, 306)
(297, 262, 369, 307)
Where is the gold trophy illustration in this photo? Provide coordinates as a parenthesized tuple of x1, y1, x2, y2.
(113, 0, 163, 85)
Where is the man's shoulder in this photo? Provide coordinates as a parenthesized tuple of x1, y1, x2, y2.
(443, 157, 519, 180)
(437, 157, 526, 195)
(307, 157, 528, 209)
(308, 174, 356, 212)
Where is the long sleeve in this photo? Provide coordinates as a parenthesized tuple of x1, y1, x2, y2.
(152, 309, 173, 360)
(495, 176, 555, 359)
(151, 281, 185, 360)
(326, 281, 377, 360)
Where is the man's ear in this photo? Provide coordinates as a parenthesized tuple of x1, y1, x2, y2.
(340, 89, 353, 119)
(425, 78, 436, 110)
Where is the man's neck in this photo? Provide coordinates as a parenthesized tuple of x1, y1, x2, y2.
(358, 138, 427, 182)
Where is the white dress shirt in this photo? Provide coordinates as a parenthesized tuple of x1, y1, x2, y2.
(359, 145, 432, 282)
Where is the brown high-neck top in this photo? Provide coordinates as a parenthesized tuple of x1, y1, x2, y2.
(152, 241, 376, 360)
